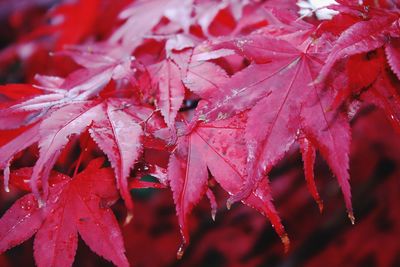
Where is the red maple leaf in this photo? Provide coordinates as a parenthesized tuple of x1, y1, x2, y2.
(0, 158, 129, 267)
(318, 4, 400, 81)
(195, 30, 353, 219)
(167, 113, 289, 256)
(0, 98, 152, 210)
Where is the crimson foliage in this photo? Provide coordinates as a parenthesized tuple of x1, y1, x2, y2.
(0, 0, 399, 266)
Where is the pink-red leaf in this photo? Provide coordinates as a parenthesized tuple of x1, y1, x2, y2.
(318, 12, 398, 81)
(33, 190, 78, 267)
(385, 38, 400, 80)
(0, 194, 43, 254)
(168, 134, 209, 245)
(31, 102, 102, 200)
(168, 114, 288, 254)
(89, 100, 143, 210)
(300, 83, 353, 219)
(0, 159, 128, 267)
(199, 33, 353, 219)
(73, 186, 128, 267)
(149, 59, 185, 128)
(299, 135, 323, 212)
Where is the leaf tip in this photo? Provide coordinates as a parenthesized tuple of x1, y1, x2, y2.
(38, 198, 45, 208)
(3, 161, 11, 192)
(226, 185, 253, 210)
(317, 199, 324, 213)
(176, 243, 186, 260)
(281, 234, 290, 253)
(348, 211, 355, 225)
(226, 200, 232, 210)
(124, 211, 134, 226)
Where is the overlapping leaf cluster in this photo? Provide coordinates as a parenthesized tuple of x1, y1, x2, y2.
(0, 0, 399, 266)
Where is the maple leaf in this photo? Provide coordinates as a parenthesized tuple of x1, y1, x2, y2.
(189, 0, 249, 37)
(385, 37, 400, 80)
(29, 101, 104, 201)
(0, 123, 40, 192)
(0, 158, 129, 267)
(317, 6, 399, 81)
(148, 59, 185, 129)
(1, 43, 136, 124)
(195, 32, 353, 218)
(0, 98, 152, 210)
(145, 38, 230, 129)
(22, 0, 101, 50)
(327, 46, 400, 134)
(0, 84, 47, 130)
(109, 0, 182, 48)
(174, 46, 231, 99)
(0, 84, 41, 101)
(88, 99, 150, 209)
(167, 113, 289, 257)
(361, 69, 400, 134)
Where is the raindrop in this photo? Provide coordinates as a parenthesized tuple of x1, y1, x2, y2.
(348, 211, 356, 225)
(176, 243, 186, 259)
(51, 196, 60, 204)
(20, 199, 36, 211)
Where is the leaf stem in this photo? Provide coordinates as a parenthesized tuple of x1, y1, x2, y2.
(72, 133, 90, 178)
